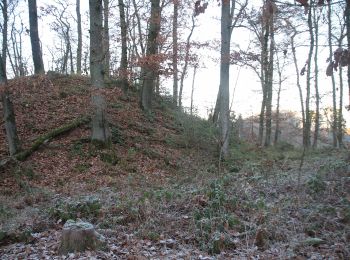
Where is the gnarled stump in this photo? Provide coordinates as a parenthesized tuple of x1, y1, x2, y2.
(58, 219, 105, 255)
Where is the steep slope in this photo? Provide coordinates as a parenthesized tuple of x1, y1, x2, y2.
(0, 75, 191, 194)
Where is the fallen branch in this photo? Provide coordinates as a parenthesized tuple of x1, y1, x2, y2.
(15, 116, 91, 161)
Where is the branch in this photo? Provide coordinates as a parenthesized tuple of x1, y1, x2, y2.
(14, 116, 91, 161)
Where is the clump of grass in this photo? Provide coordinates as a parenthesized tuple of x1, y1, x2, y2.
(48, 196, 101, 223)
(193, 180, 242, 254)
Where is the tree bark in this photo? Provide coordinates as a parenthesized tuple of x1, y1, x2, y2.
(179, 14, 195, 109)
(338, 66, 344, 147)
(1, 0, 8, 73)
(312, 6, 320, 148)
(76, 0, 82, 74)
(132, 0, 145, 56)
(274, 52, 283, 145)
(305, 5, 314, 148)
(89, 0, 110, 143)
(0, 54, 20, 156)
(259, 10, 270, 146)
(212, 88, 220, 124)
(103, 0, 110, 79)
(291, 31, 305, 147)
(218, 0, 231, 159)
(327, 1, 338, 147)
(140, 0, 161, 111)
(118, 0, 128, 93)
(264, 14, 274, 147)
(346, 1, 350, 109)
(190, 65, 197, 116)
(28, 0, 44, 74)
(172, 0, 178, 106)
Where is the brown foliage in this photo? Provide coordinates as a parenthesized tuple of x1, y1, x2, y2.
(194, 0, 208, 17)
(326, 48, 350, 77)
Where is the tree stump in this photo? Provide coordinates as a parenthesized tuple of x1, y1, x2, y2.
(58, 219, 105, 255)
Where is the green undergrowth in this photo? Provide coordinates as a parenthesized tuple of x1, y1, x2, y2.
(48, 196, 101, 223)
(166, 110, 218, 151)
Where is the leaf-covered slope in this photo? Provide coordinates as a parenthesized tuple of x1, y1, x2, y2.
(0, 75, 185, 194)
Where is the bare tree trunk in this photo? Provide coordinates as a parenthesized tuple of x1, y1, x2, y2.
(1, 0, 8, 72)
(212, 88, 220, 124)
(0, 54, 20, 156)
(305, 5, 314, 148)
(218, 0, 231, 159)
(179, 15, 195, 109)
(338, 66, 344, 147)
(140, 0, 160, 111)
(76, 0, 82, 74)
(291, 31, 305, 146)
(190, 65, 197, 116)
(313, 7, 320, 148)
(327, 1, 338, 147)
(103, 0, 110, 79)
(69, 37, 74, 74)
(28, 0, 44, 74)
(172, 1, 178, 106)
(346, 1, 350, 109)
(132, 0, 145, 56)
(259, 11, 269, 146)
(264, 14, 274, 147)
(83, 49, 88, 74)
(89, 0, 110, 144)
(10, 20, 26, 77)
(258, 94, 266, 145)
(212, 0, 246, 129)
(274, 52, 283, 145)
(118, 0, 128, 93)
(63, 35, 69, 73)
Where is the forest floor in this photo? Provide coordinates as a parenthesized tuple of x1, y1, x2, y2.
(0, 75, 349, 259)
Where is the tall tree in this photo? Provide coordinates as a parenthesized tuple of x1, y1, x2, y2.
(216, 0, 247, 159)
(178, 14, 195, 109)
(263, 4, 275, 147)
(172, 0, 178, 105)
(118, 0, 128, 92)
(218, 0, 231, 159)
(103, 0, 110, 79)
(190, 64, 197, 116)
(290, 26, 306, 149)
(76, 0, 82, 74)
(0, 54, 20, 156)
(89, 0, 110, 143)
(332, 9, 346, 148)
(304, 2, 314, 148)
(312, 6, 320, 148)
(28, 0, 44, 74)
(274, 50, 286, 145)
(213, 0, 246, 127)
(1, 0, 8, 72)
(140, 0, 161, 111)
(327, 1, 338, 147)
(346, 0, 350, 109)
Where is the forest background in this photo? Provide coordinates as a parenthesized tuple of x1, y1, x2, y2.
(3, 0, 349, 130)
